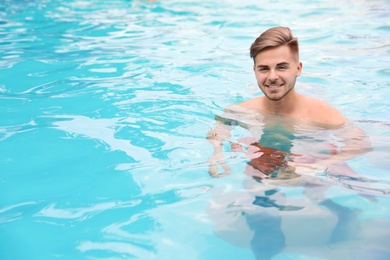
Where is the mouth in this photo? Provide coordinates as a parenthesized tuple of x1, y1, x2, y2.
(266, 84, 283, 89)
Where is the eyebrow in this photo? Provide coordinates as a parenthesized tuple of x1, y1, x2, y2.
(256, 62, 290, 68)
(277, 62, 290, 66)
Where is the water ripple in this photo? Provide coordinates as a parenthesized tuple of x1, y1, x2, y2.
(1, 0, 389, 259)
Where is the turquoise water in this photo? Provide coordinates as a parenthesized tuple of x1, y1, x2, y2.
(1, 0, 390, 259)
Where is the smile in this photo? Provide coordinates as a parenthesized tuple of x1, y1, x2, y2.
(266, 84, 283, 89)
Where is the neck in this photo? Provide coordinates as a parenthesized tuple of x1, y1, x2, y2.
(263, 89, 299, 115)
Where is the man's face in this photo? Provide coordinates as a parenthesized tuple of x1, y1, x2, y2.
(253, 45, 302, 101)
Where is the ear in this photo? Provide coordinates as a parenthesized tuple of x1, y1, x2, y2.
(296, 61, 302, 77)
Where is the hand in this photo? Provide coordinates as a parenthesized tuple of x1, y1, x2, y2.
(230, 141, 244, 152)
(206, 128, 221, 144)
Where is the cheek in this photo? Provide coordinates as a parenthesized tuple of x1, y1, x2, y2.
(255, 73, 266, 82)
(284, 71, 297, 81)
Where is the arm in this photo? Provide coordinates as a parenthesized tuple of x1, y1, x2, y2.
(207, 104, 254, 177)
(207, 118, 232, 177)
(330, 122, 371, 162)
(309, 122, 372, 168)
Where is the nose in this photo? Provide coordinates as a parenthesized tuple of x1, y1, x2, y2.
(268, 69, 279, 82)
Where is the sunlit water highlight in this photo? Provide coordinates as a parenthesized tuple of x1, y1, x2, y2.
(0, 0, 389, 259)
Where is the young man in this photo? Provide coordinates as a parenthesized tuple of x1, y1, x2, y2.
(206, 27, 375, 260)
(207, 26, 370, 178)
(242, 26, 346, 125)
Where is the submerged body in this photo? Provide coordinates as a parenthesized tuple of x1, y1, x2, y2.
(210, 105, 369, 182)
(207, 107, 380, 260)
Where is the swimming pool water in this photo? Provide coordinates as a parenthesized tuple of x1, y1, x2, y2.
(1, 0, 389, 259)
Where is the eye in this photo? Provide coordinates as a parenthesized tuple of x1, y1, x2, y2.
(258, 67, 269, 72)
(277, 64, 289, 70)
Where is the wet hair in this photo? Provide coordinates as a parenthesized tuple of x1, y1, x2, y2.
(250, 26, 299, 63)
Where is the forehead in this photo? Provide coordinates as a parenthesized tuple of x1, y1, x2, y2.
(254, 45, 296, 65)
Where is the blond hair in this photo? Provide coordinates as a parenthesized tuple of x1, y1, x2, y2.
(250, 26, 299, 62)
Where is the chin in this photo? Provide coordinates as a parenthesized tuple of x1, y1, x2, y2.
(265, 94, 284, 102)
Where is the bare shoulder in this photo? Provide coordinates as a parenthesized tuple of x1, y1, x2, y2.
(237, 96, 264, 110)
(304, 96, 346, 126)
